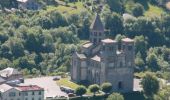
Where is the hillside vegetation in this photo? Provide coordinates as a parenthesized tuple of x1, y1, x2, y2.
(1, 0, 170, 99)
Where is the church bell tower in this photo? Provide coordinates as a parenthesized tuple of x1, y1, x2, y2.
(90, 13, 104, 45)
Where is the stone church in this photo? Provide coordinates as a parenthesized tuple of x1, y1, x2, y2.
(70, 14, 134, 92)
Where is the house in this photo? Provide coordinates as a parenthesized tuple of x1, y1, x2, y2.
(0, 84, 20, 100)
(16, 85, 44, 100)
(70, 13, 134, 93)
(0, 84, 44, 100)
(17, 0, 41, 10)
(0, 67, 23, 82)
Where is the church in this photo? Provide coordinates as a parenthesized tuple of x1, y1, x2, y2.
(70, 13, 134, 92)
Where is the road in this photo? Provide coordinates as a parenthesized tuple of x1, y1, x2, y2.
(19, 76, 67, 99)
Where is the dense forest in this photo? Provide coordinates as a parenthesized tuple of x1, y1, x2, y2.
(1, 0, 170, 99)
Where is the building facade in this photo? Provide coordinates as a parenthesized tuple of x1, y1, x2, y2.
(0, 84, 44, 100)
(71, 14, 134, 92)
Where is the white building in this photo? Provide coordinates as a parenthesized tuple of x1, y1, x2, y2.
(0, 84, 44, 100)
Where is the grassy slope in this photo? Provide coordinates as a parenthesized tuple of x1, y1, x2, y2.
(56, 78, 79, 89)
(40, 2, 87, 16)
(145, 4, 165, 17)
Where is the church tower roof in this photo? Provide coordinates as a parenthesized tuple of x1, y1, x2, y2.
(90, 13, 104, 31)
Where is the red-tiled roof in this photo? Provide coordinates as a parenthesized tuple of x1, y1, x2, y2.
(17, 85, 44, 91)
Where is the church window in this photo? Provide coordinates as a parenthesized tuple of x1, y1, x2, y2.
(94, 32, 97, 36)
(99, 32, 101, 36)
(93, 38, 97, 44)
(118, 81, 123, 90)
(122, 45, 125, 50)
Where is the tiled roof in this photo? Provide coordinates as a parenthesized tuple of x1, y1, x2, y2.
(0, 84, 13, 93)
(116, 51, 123, 55)
(122, 38, 134, 42)
(17, 0, 28, 2)
(76, 52, 86, 59)
(83, 42, 93, 48)
(16, 85, 44, 91)
(0, 67, 21, 77)
(91, 55, 101, 62)
(102, 38, 117, 43)
(90, 13, 104, 31)
(0, 76, 6, 83)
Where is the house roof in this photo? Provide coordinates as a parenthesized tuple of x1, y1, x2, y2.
(16, 85, 44, 91)
(102, 38, 117, 43)
(0, 84, 13, 93)
(0, 67, 21, 78)
(90, 13, 104, 31)
(91, 55, 101, 62)
(122, 38, 134, 42)
(0, 76, 6, 83)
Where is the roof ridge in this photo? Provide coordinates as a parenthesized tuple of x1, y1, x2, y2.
(90, 13, 104, 31)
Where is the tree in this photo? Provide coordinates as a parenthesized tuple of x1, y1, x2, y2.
(134, 35, 148, 59)
(154, 86, 170, 100)
(135, 52, 145, 72)
(146, 53, 159, 71)
(132, 3, 144, 17)
(141, 73, 160, 96)
(101, 82, 112, 94)
(75, 85, 87, 96)
(115, 34, 126, 50)
(107, 93, 124, 100)
(106, 0, 124, 13)
(89, 84, 100, 96)
(104, 13, 123, 36)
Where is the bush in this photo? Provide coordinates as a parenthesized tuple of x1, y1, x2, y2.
(132, 3, 144, 17)
(75, 85, 87, 96)
(89, 84, 100, 95)
(101, 82, 112, 94)
(107, 93, 124, 100)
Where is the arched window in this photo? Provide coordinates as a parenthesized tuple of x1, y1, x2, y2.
(118, 81, 123, 89)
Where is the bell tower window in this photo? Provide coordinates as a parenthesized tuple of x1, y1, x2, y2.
(118, 81, 123, 90)
(99, 32, 101, 36)
(94, 32, 97, 36)
(93, 38, 97, 44)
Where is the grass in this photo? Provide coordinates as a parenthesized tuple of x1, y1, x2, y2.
(56, 78, 98, 95)
(44, 2, 87, 16)
(56, 78, 79, 89)
(145, 4, 165, 17)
